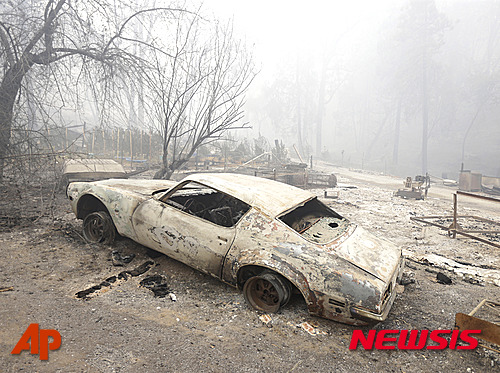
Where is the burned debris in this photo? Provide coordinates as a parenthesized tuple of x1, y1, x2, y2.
(178, 147, 337, 190)
(395, 175, 430, 200)
(62, 159, 127, 187)
(140, 275, 172, 298)
(75, 261, 154, 299)
(411, 191, 500, 249)
(455, 299, 500, 350)
(111, 250, 136, 266)
(436, 272, 453, 285)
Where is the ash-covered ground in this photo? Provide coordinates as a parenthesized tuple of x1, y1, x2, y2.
(0, 165, 498, 372)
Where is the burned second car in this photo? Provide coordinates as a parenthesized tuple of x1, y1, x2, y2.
(67, 173, 404, 325)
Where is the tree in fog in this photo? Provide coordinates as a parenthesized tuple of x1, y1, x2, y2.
(378, 0, 447, 173)
(452, 2, 500, 169)
(146, 18, 256, 179)
(0, 0, 187, 179)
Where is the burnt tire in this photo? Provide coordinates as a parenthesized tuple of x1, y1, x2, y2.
(82, 211, 116, 244)
(243, 271, 292, 313)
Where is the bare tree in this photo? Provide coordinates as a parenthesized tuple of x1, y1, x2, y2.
(457, 3, 500, 169)
(0, 0, 188, 179)
(146, 17, 256, 179)
(378, 0, 447, 174)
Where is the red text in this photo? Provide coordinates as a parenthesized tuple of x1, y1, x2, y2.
(349, 329, 480, 350)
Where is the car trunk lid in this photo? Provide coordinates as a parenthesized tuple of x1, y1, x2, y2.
(324, 225, 401, 283)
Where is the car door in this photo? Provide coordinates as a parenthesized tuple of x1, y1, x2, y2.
(131, 182, 247, 278)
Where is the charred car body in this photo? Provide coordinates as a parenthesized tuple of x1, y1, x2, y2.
(67, 173, 404, 325)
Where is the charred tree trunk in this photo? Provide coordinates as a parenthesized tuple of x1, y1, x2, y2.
(154, 158, 188, 180)
(0, 60, 34, 180)
(154, 140, 201, 180)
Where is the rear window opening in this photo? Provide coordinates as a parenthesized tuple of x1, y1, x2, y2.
(279, 198, 350, 244)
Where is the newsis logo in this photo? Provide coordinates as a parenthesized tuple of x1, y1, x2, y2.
(349, 329, 481, 350)
(11, 324, 62, 360)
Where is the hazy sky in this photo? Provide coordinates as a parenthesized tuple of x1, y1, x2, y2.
(201, 0, 400, 79)
(188, 0, 500, 176)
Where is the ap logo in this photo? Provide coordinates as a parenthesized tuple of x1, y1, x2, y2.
(11, 324, 62, 360)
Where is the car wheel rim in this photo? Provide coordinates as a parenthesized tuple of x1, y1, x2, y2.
(244, 277, 280, 313)
(83, 211, 115, 244)
(88, 216, 104, 241)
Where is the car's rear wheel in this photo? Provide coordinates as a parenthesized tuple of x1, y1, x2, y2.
(82, 211, 116, 244)
(243, 271, 292, 313)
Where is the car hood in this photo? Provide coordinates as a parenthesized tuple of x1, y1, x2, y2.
(324, 225, 401, 283)
(92, 179, 178, 196)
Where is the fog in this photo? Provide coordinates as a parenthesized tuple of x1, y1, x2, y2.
(204, 0, 500, 179)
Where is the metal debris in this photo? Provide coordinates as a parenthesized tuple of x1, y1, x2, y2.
(395, 175, 430, 200)
(259, 314, 272, 324)
(62, 158, 127, 187)
(298, 322, 327, 336)
(398, 272, 415, 286)
(455, 299, 500, 348)
(411, 191, 500, 249)
(323, 190, 339, 199)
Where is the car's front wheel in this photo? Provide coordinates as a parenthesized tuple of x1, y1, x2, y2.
(243, 271, 292, 313)
(82, 211, 116, 244)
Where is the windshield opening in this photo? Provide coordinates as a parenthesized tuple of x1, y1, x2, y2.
(160, 181, 251, 227)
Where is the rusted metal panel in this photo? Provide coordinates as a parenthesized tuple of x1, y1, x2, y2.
(132, 198, 235, 277)
(459, 299, 500, 348)
(224, 207, 403, 324)
(67, 179, 177, 238)
(455, 313, 500, 346)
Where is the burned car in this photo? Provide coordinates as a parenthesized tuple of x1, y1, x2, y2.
(67, 173, 404, 325)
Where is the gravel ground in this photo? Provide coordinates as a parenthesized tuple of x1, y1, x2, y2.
(0, 166, 499, 372)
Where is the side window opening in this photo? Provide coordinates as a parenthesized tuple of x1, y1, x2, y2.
(161, 182, 251, 227)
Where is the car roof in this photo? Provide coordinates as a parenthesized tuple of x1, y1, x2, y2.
(183, 173, 314, 217)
